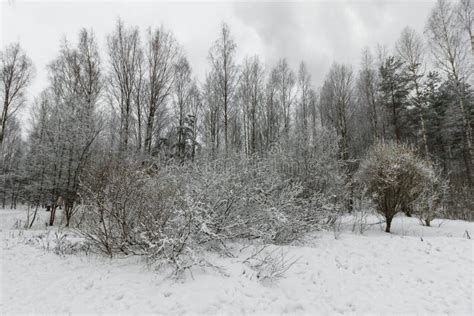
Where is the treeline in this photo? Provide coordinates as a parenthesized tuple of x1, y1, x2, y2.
(0, 0, 472, 229)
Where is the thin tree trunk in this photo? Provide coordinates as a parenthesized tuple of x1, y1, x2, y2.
(29, 204, 39, 229)
(144, 112, 154, 154)
(385, 216, 393, 233)
(49, 202, 57, 226)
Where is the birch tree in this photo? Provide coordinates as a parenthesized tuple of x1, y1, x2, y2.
(456, 0, 474, 53)
(273, 59, 296, 141)
(296, 62, 312, 144)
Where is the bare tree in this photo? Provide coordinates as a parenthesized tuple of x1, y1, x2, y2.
(133, 51, 145, 152)
(320, 63, 354, 161)
(143, 26, 179, 154)
(264, 68, 281, 150)
(32, 29, 102, 226)
(0, 43, 34, 145)
(308, 89, 319, 145)
(296, 62, 312, 144)
(357, 48, 380, 141)
(0, 117, 23, 209)
(172, 56, 194, 160)
(208, 23, 238, 156)
(239, 56, 265, 156)
(203, 71, 221, 158)
(188, 83, 201, 161)
(456, 0, 474, 53)
(107, 19, 142, 154)
(273, 59, 296, 141)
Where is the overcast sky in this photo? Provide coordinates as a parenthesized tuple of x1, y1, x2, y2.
(1, 0, 437, 126)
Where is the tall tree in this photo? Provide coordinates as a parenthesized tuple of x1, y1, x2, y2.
(456, 0, 474, 53)
(356, 48, 380, 141)
(273, 59, 296, 140)
(208, 23, 238, 156)
(0, 43, 34, 145)
(264, 68, 281, 149)
(143, 26, 179, 154)
(0, 117, 23, 209)
(30, 29, 102, 226)
(172, 56, 194, 160)
(239, 56, 265, 156)
(188, 83, 201, 161)
(203, 71, 221, 158)
(320, 63, 354, 161)
(378, 56, 410, 143)
(107, 19, 142, 154)
(426, 0, 473, 183)
(396, 27, 429, 156)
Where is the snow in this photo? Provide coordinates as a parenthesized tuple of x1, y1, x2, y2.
(1, 207, 473, 315)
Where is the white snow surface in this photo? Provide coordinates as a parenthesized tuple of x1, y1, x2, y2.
(1, 207, 473, 315)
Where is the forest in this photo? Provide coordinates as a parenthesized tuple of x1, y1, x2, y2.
(0, 0, 473, 266)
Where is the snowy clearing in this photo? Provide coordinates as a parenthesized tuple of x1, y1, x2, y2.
(1, 207, 473, 315)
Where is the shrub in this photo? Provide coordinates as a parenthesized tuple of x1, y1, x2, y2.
(77, 148, 342, 271)
(413, 167, 448, 227)
(76, 159, 179, 258)
(358, 141, 433, 233)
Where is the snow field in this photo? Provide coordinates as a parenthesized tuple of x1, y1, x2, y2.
(1, 207, 473, 315)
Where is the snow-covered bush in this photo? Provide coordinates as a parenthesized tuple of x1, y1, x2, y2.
(186, 146, 341, 245)
(243, 246, 299, 282)
(358, 141, 432, 232)
(77, 159, 179, 258)
(76, 144, 342, 270)
(185, 154, 312, 245)
(413, 167, 448, 227)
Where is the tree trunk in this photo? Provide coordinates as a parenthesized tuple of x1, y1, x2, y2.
(144, 112, 155, 154)
(458, 84, 473, 185)
(385, 216, 393, 233)
(419, 110, 429, 158)
(29, 204, 39, 229)
(65, 202, 73, 228)
(49, 205, 57, 226)
(2, 191, 5, 209)
(0, 96, 9, 145)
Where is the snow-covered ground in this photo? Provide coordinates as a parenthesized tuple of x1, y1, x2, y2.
(1, 207, 473, 315)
